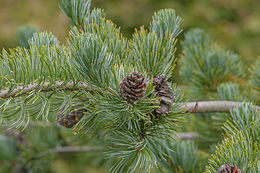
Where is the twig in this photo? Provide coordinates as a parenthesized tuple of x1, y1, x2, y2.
(183, 101, 260, 113)
(0, 81, 91, 98)
(38, 145, 104, 157)
(37, 133, 197, 157)
(177, 132, 198, 140)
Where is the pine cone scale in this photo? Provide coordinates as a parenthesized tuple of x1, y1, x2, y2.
(124, 79, 137, 88)
(160, 96, 174, 104)
(131, 83, 146, 92)
(123, 77, 144, 88)
(156, 103, 169, 114)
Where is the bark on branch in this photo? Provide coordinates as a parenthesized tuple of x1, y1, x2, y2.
(183, 101, 260, 113)
(0, 81, 91, 98)
(0, 82, 259, 113)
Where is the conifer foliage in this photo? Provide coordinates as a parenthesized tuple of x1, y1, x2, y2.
(0, 0, 259, 172)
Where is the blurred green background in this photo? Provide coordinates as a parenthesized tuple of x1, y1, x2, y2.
(0, 0, 259, 65)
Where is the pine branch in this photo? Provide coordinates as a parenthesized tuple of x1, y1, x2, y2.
(0, 81, 90, 98)
(1, 82, 259, 112)
(249, 58, 260, 102)
(179, 29, 243, 99)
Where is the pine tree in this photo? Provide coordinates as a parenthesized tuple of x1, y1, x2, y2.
(0, 0, 259, 172)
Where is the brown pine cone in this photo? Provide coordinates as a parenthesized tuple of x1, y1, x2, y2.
(217, 164, 243, 173)
(153, 75, 175, 116)
(56, 109, 85, 128)
(119, 72, 146, 103)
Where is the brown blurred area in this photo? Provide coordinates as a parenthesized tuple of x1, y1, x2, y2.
(0, 0, 259, 64)
(0, 0, 69, 49)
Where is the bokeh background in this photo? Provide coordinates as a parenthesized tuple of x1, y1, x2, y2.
(0, 0, 259, 64)
(0, 0, 259, 172)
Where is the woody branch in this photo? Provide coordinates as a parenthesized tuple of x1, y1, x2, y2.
(0, 82, 259, 113)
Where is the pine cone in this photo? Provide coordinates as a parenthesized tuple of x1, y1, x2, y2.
(217, 164, 243, 173)
(56, 109, 85, 128)
(119, 72, 146, 103)
(153, 75, 175, 116)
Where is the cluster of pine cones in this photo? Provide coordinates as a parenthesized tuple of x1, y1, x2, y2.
(57, 71, 175, 128)
(119, 72, 175, 116)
